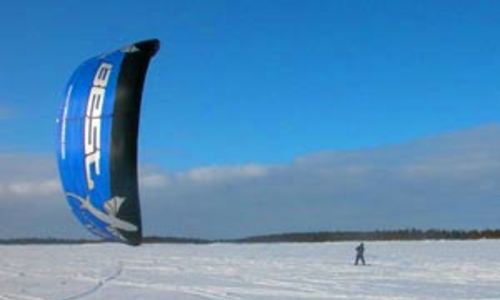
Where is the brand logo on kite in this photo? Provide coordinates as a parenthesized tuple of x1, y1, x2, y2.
(84, 63, 112, 190)
(66, 193, 137, 241)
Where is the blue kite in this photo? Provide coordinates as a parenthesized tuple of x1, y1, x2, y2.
(56, 40, 160, 245)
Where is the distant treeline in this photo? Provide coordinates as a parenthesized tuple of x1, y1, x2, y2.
(229, 229, 500, 243)
(1, 229, 500, 245)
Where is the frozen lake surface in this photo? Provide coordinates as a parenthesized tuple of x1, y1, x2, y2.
(1, 240, 499, 300)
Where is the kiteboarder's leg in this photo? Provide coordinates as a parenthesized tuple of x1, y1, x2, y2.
(361, 255, 366, 265)
(354, 255, 359, 265)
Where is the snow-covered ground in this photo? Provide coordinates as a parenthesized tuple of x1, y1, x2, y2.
(0, 240, 499, 300)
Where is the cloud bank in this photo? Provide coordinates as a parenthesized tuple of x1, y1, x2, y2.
(141, 125, 500, 238)
(1, 125, 500, 239)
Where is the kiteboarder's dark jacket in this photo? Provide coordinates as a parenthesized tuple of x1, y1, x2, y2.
(356, 243, 365, 255)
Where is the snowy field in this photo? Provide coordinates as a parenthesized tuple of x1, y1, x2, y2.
(0, 240, 499, 300)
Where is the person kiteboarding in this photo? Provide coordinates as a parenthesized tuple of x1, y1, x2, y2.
(354, 242, 366, 266)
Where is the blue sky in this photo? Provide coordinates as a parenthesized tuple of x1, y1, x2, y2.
(1, 1, 500, 238)
(1, 0, 499, 170)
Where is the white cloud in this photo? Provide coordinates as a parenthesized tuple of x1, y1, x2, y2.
(1, 179, 60, 197)
(180, 164, 269, 183)
(0, 154, 61, 199)
(138, 163, 270, 189)
(140, 173, 171, 188)
(0, 154, 84, 239)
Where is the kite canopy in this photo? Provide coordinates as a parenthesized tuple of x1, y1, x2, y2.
(56, 39, 159, 245)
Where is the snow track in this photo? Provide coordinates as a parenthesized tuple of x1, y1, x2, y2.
(0, 241, 499, 299)
(59, 262, 122, 300)
(0, 293, 45, 300)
